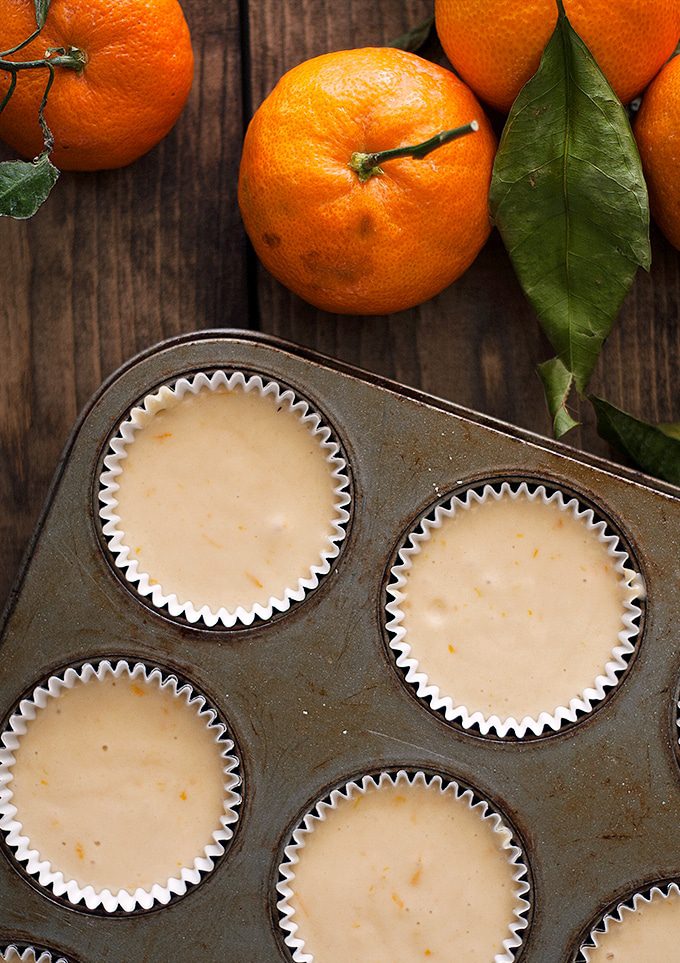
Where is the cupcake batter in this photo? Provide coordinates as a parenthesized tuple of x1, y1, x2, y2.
(112, 385, 339, 613)
(9, 673, 227, 893)
(398, 493, 636, 720)
(587, 889, 680, 961)
(288, 778, 520, 961)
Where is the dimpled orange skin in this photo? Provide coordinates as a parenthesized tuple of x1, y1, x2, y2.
(238, 48, 496, 316)
(435, 0, 680, 113)
(636, 56, 680, 250)
(0, 0, 194, 170)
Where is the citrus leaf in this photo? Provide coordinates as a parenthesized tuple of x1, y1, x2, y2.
(659, 423, 680, 441)
(0, 154, 59, 218)
(389, 15, 434, 53)
(591, 397, 680, 486)
(537, 356, 580, 437)
(489, 3, 651, 394)
(35, 0, 51, 28)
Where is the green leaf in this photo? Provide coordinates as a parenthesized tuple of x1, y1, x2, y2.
(389, 15, 434, 53)
(35, 0, 51, 28)
(0, 154, 59, 218)
(537, 356, 580, 437)
(659, 422, 680, 441)
(489, 4, 651, 394)
(591, 397, 680, 486)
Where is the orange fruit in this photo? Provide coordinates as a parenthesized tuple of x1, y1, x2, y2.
(435, 0, 680, 113)
(0, 0, 194, 170)
(636, 55, 680, 249)
(238, 47, 496, 316)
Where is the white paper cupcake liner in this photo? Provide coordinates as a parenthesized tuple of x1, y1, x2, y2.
(0, 660, 241, 913)
(1, 948, 68, 963)
(579, 880, 680, 960)
(277, 769, 531, 963)
(385, 482, 643, 739)
(98, 370, 351, 627)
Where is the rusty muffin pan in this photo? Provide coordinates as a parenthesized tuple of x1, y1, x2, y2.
(1, 329, 679, 962)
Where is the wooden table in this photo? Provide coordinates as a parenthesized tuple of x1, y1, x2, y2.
(1, 0, 678, 609)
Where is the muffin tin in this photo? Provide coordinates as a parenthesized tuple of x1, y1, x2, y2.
(0, 329, 679, 962)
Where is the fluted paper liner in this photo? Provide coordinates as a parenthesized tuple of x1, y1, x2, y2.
(1, 948, 68, 963)
(386, 482, 643, 738)
(0, 660, 241, 913)
(579, 881, 680, 960)
(99, 370, 351, 627)
(277, 769, 531, 963)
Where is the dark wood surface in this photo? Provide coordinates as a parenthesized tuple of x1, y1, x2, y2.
(0, 0, 678, 608)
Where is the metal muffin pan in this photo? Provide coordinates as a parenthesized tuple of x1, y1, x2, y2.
(1, 329, 679, 962)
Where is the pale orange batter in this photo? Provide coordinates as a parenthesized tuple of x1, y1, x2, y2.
(397, 494, 636, 719)
(10, 673, 227, 893)
(112, 385, 339, 613)
(287, 778, 522, 961)
(586, 889, 680, 962)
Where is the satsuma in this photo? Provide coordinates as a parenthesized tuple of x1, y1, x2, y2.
(238, 47, 496, 315)
(0, 0, 194, 170)
(435, 0, 680, 112)
(636, 54, 680, 249)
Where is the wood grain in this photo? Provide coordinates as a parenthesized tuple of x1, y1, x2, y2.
(1, 0, 679, 611)
(0, 0, 249, 606)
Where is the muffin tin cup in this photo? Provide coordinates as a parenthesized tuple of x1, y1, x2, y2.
(385, 481, 643, 739)
(0, 660, 241, 913)
(579, 881, 680, 960)
(98, 369, 351, 628)
(1, 948, 68, 963)
(276, 769, 531, 963)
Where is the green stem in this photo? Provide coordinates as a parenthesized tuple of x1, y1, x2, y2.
(0, 28, 41, 58)
(38, 62, 55, 153)
(349, 121, 479, 182)
(0, 46, 87, 74)
(0, 70, 16, 113)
